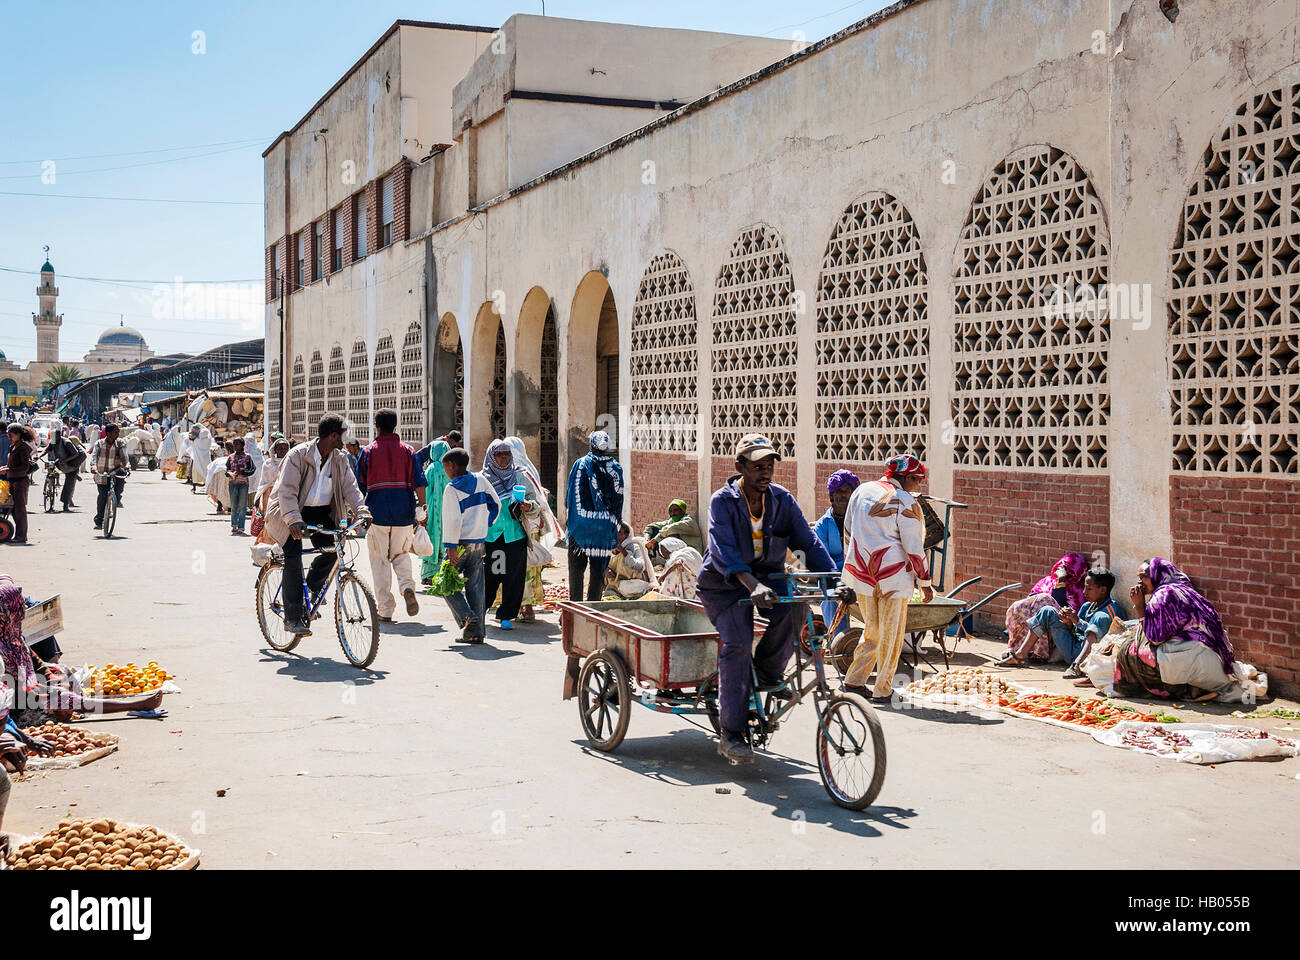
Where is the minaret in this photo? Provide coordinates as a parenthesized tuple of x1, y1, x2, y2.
(33, 254, 62, 363)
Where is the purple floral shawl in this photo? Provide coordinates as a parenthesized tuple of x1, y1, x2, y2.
(1, 573, 37, 721)
(1143, 557, 1235, 672)
(1030, 552, 1088, 609)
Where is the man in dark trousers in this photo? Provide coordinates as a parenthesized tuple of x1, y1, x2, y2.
(697, 434, 835, 764)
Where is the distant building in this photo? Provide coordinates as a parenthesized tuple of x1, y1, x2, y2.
(0, 258, 155, 400)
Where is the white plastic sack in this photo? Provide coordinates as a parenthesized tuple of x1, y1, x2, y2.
(410, 523, 434, 557)
(1092, 720, 1300, 764)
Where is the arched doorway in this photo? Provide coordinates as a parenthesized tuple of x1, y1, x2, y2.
(566, 271, 621, 473)
(514, 286, 560, 498)
(469, 301, 507, 457)
(432, 313, 463, 437)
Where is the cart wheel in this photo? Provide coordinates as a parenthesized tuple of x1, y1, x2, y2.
(577, 650, 631, 751)
(0, 517, 12, 543)
(816, 691, 887, 811)
(830, 627, 861, 678)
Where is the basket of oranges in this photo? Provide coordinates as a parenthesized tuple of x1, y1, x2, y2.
(83, 661, 171, 699)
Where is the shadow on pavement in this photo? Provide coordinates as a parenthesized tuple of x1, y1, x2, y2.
(382, 621, 445, 637)
(571, 726, 917, 838)
(437, 644, 523, 661)
(885, 704, 1005, 726)
(257, 649, 387, 684)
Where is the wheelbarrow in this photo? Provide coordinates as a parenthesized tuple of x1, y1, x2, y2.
(827, 576, 1023, 675)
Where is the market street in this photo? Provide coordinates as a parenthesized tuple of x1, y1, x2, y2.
(8, 473, 1300, 869)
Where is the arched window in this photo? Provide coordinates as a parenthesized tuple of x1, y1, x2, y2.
(631, 252, 697, 452)
(348, 340, 371, 443)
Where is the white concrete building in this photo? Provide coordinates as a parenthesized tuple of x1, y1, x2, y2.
(265, 2, 1300, 691)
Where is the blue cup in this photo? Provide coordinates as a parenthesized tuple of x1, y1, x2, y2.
(512, 484, 526, 503)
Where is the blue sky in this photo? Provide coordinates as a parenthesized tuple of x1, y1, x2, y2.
(0, 0, 891, 366)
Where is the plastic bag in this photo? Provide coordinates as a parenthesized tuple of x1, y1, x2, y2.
(410, 523, 434, 557)
(526, 535, 553, 567)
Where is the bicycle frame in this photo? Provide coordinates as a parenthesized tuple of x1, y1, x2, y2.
(273, 519, 366, 619)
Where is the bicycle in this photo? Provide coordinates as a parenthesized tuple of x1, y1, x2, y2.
(96, 469, 128, 538)
(255, 518, 380, 668)
(42, 461, 60, 513)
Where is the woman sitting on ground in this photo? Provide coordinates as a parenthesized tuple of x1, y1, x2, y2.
(997, 552, 1089, 665)
(1112, 558, 1236, 702)
(655, 536, 703, 600)
(605, 523, 659, 599)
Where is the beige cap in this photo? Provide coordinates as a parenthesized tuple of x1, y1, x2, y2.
(735, 433, 781, 462)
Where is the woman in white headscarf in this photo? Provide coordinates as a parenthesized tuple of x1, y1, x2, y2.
(243, 431, 264, 491)
(504, 436, 564, 621)
(252, 434, 289, 543)
(205, 439, 232, 513)
(188, 427, 213, 492)
(656, 536, 703, 601)
(157, 424, 183, 478)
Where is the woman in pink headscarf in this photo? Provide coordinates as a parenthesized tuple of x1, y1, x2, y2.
(997, 552, 1089, 665)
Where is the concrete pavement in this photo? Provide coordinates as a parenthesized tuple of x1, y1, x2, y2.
(6, 471, 1298, 868)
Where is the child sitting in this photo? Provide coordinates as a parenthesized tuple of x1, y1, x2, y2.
(1025, 569, 1127, 680)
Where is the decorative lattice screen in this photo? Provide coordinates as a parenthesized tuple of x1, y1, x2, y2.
(491, 324, 506, 440)
(348, 340, 371, 443)
(306, 350, 325, 427)
(816, 193, 929, 464)
(373, 334, 397, 430)
(400, 320, 425, 443)
(952, 145, 1111, 470)
(1169, 82, 1300, 474)
(711, 225, 798, 458)
(540, 308, 557, 462)
(631, 252, 697, 452)
(326, 345, 346, 416)
(289, 356, 306, 439)
(266, 359, 281, 433)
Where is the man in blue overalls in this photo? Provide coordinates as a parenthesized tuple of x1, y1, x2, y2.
(697, 434, 835, 764)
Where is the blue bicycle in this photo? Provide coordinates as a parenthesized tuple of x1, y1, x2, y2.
(255, 519, 380, 668)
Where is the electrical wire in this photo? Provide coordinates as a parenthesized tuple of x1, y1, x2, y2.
(0, 136, 272, 165)
(0, 143, 264, 181)
(0, 191, 260, 206)
(0, 265, 262, 285)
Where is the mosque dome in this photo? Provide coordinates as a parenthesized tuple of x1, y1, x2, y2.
(95, 324, 148, 348)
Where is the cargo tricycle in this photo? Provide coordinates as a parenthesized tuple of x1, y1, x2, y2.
(561, 571, 886, 810)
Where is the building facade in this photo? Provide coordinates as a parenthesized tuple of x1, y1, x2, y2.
(265, 1, 1300, 690)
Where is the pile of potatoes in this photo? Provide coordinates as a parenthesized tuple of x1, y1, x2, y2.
(22, 722, 117, 758)
(5, 818, 191, 870)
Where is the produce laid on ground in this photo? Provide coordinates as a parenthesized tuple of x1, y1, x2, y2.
(542, 582, 569, 610)
(1231, 707, 1300, 721)
(21, 722, 118, 760)
(903, 666, 1020, 702)
(5, 818, 198, 870)
(1095, 720, 1299, 764)
(1002, 693, 1169, 730)
(83, 661, 169, 697)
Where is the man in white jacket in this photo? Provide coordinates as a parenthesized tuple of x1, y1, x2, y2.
(439, 447, 500, 643)
(840, 454, 935, 702)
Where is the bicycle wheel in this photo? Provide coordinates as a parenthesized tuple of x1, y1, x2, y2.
(334, 571, 379, 668)
(43, 474, 57, 513)
(101, 489, 117, 538)
(577, 649, 631, 751)
(816, 691, 886, 811)
(256, 561, 302, 652)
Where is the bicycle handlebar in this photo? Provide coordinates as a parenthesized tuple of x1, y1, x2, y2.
(303, 518, 367, 536)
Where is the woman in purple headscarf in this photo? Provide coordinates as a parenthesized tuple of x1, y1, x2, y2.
(1113, 558, 1235, 701)
(998, 552, 1089, 665)
(813, 470, 860, 638)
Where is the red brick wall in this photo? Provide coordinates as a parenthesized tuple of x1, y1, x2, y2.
(320, 214, 332, 279)
(1170, 475, 1300, 691)
(343, 196, 356, 265)
(265, 244, 274, 302)
(364, 181, 379, 256)
(710, 455, 798, 502)
(952, 469, 1110, 625)
(630, 451, 699, 534)
(394, 160, 411, 243)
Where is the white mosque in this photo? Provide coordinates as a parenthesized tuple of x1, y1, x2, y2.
(0, 256, 154, 401)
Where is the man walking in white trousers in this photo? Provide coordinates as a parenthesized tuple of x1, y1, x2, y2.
(355, 410, 427, 622)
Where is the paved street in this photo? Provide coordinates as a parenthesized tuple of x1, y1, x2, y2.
(7, 473, 1300, 868)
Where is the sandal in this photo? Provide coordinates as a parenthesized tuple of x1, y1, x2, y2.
(994, 653, 1029, 667)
